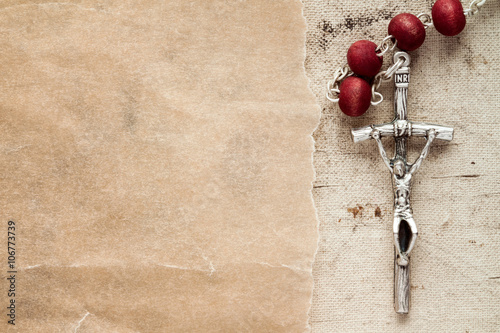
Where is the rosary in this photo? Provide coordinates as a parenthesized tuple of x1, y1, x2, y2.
(325, 0, 488, 313)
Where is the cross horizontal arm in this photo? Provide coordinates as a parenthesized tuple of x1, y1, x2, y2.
(351, 122, 453, 143)
(351, 123, 392, 143)
(411, 122, 453, 141)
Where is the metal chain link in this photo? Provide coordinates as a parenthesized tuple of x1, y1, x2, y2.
(375, 35, 397, 57)
(326, 64, 352, 102)
(327, 0, 488, 106)
(417, 13, 433, 29)
(464, 0, 487, 16)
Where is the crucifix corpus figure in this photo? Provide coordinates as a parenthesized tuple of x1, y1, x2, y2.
(372, 127, 435, 266)
(351, 52, 453, 314)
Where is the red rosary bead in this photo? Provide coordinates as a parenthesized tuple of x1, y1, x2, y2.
(432, 0, 466, 36)
(338, 76, 372, 117)
(347, 40, 383, 77)
(388, 13, 426, 51)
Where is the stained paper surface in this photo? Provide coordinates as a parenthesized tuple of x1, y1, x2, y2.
(0, 1, 320, 332)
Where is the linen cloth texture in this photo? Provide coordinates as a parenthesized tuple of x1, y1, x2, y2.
(306, 0, 500, 332)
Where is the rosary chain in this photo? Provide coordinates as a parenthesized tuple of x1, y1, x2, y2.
(376, 35, 397, 57)
(326, 64, 352, 102)
(464, 0, 487, 16)
(417, 13, 433, 29)
(327, 0, 488, 106)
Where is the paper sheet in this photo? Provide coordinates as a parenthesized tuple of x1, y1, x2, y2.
(0, 1, 320, 331)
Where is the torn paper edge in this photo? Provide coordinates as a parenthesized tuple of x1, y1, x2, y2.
(298, 0, 322, 331)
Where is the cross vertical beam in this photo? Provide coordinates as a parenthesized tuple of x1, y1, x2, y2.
(393, 67, 411, 314)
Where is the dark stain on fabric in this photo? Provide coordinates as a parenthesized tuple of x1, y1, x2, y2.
(462, 40, 475, 70)
(317, 8, 395, 51)
(348, 205, 363, 218)
(374, 206, 382, 218)
(411, 284, 425, 290)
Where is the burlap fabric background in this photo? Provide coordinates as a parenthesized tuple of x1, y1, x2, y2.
(306, 0, 500, 332)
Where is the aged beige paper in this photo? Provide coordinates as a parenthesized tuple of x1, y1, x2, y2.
(306, 0, 500, 332)
(0, 1, 320, 332)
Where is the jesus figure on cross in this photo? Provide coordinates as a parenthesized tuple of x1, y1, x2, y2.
(371, 128, 436, 266)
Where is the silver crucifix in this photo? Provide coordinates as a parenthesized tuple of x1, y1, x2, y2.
(351, 52, 453, 314)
